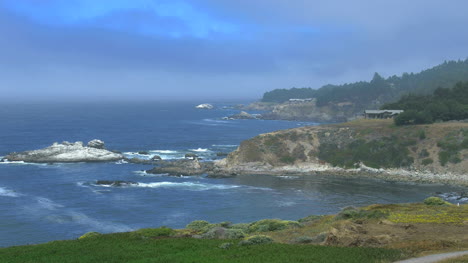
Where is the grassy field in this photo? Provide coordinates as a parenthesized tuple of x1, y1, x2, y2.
(0, 234, 403, 263)
(1, 200, 466, 262)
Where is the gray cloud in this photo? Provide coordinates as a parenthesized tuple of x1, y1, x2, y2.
(1, 1, 468, 101)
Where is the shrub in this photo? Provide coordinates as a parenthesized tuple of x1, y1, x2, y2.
(248, 219, 302, 233)
(78, 232, 101, 240)
(218, 242, 232, 249)
(318, 137, 414, 169)
(421, 158, 433, 166)
(423, 197, 450, 206)
(418, 130, 426, 140)
(225, 229, 246, 239)
(298, 215, 324, 223)
(419, 149, 430, 158)
(201, 228, 245, 239)
(239, 235, 273, 246)
(186, 220, 213, 233)
(291, 233, 327, 244)
(131, 227, 175, 239)
(230, 223, 250, 232)
(335, 206, 387, 220)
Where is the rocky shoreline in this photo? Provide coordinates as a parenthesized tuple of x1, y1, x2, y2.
(140, 157, 468, 187)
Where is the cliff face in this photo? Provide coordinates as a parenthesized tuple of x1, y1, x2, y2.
(220, 119, 468, 184)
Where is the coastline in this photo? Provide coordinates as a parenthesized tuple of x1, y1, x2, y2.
(212, 160, 468, 187)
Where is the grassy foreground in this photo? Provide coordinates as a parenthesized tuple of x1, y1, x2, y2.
(1, 198, 466, 263)
(0, 233, 402, 263)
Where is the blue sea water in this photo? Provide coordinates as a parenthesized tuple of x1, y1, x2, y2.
(0, 101, 466, 247)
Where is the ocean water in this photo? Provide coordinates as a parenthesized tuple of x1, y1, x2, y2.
(0, 101, 466, 247)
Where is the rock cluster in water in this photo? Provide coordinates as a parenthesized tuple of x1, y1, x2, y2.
(2, 140, 123, 163)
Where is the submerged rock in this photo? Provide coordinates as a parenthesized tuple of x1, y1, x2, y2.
(4, 140, 123, 163)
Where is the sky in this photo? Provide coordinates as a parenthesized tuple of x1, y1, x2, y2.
(1, 0, 468, 101)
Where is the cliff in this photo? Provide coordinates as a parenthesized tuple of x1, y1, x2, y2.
(218, 119, 468, 185)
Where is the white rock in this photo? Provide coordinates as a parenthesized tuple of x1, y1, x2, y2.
(195, 104, 214, 109)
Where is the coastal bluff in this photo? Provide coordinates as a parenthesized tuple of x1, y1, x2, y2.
(217, 119, 468, 185)
(2, 140, 123, 163)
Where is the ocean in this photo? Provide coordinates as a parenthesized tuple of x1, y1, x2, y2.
(0, 101, 466, 247)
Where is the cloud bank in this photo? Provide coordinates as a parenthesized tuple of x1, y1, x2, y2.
(0, 0, 467, 101)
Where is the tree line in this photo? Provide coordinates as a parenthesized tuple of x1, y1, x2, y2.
(382, 82, 468, 125)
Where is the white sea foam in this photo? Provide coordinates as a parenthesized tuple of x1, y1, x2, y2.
(275, 200, 297, 207)
(36, 197, 64, 210)
(278, 176, 300, 179)
(153, 150, 178, 154)
(66, 211, 134, 233)
(190, 148, 210, 152)
(437, 192, 468, 202)
(0, 186, 20, 197)
(115, 159, 128, 164)
(212, 144, 238, 147)
(131, 181, 240, 191)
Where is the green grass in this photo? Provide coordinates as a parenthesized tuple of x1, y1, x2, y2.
(0, 233, 403, 263)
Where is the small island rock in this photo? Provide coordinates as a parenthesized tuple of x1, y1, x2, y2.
(195, 104, 214, 110)
(4, 140, 124, 163)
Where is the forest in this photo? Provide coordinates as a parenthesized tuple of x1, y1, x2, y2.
(261, 59, 468, 112)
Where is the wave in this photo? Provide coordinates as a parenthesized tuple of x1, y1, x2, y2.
(275, 200, 297, 207)
(36, 197, 64, 210)
(0, 160, 48, 166)
(0, 186, 20, 197)
(212, 144, 238, 147)
(153, 150, 178, 154)
(66, 211, 134, 233)
(101, 181, 241, 191)
(190, 148, 210, 152)
(115, 159, 128, 164)
(437, 192, 468, 203)
(278, 175, 300, 179)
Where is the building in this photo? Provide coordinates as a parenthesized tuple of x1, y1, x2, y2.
(364, 110, 404, 119)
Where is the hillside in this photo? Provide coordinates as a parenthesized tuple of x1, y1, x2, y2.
(218, 120, 468, 185)
(258, 59, 468, 121)
(1, 200, 466, 263)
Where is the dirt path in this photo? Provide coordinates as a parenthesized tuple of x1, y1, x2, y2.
(394, 251, 468, 263)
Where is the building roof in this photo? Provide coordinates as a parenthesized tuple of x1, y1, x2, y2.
(365, 110, 404, 114)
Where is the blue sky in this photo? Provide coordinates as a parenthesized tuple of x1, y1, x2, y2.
(1, 0, 467, 101)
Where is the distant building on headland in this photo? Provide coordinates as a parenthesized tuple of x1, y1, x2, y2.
(364, 110, 404, 119)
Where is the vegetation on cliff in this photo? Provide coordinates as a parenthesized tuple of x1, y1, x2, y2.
(382, 81, 468, 125)
(224, 120, 468, 178)
(262, 60, 468, 111)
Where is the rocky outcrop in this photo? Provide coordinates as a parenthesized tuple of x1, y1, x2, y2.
(224, 111, 258, 120)
(216, 120, 468, 186)
(146, 159, 215, 176)
(195, 104, 214, 109)
(3, 140, 123, 163)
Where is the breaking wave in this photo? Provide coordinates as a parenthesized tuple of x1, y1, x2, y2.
(132, 181, 240, 191)
(436, 192, 468, 203)
(0, 186, 20, 197)
(190, 148, 210, 152)
(91, 181, 240, 191)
